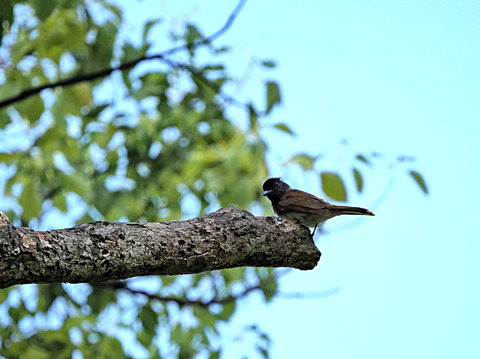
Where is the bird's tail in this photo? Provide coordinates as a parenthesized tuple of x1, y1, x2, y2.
(328, 205, 375, 216)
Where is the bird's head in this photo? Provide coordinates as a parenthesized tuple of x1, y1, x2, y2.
(262, 177, 291, 200)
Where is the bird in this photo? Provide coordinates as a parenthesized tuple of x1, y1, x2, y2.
(262, 177, 374, 236)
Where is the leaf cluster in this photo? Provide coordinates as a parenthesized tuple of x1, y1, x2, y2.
(0, 267, 276, 358)
(0, 0, 279, 357)
(285, 151, 428, 203)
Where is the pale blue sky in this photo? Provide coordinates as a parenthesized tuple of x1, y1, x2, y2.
(119, 0, 480, 358)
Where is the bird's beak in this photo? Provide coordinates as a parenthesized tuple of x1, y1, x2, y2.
(263, 190, 272, 196)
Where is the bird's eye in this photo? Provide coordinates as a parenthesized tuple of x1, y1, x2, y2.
(274, 181, 280, 189)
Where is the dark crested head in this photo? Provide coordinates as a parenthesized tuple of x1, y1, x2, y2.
(262, 178, 290, 198)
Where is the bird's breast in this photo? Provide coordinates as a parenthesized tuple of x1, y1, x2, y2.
(276, 210, 329, 228)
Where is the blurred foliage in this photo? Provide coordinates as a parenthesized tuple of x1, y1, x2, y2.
(0, 1, 279, 357)
(0, 0, 427, 358)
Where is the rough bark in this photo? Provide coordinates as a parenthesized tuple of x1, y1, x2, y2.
(0, 206, 321, 289)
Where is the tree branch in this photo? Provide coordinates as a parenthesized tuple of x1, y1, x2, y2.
(93, 272, 274, 307)
(160, 0, 247, 57)
(0, 206, 321, 289)
(0, 0, 247, 109)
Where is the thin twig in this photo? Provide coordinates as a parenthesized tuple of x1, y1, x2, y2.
(93, 267, 287, 307)
(160, 0, 247, 56)
(0, 0, 247, 110)
(94, 273, 275, 307)
(276, 287, 340, 299)
(116, 273, 337, 304)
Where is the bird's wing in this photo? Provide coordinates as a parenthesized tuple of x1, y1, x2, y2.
(277, 190, 330, 214)
(278, 190, 375, 216)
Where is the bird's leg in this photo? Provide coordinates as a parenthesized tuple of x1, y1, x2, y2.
(311, 224, 318, 237)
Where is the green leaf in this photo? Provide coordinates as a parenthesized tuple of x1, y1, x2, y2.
(222, 268, 245, 284)
(261, 280, 277, 303)
(52, 193, 68, 213)
(248, 104, 258, 131)
(19, 180, 43, 219)
(213, 45, 230, 54)
(85, 104, 109, 118)
(218, 301, 236, 321)
(185, 23, 204, 45)
(9, 28, 34, 64)
(32, 0, 57, 21)
(257, 345, 269, 359)
(0, 2, 14, 28)
(103, 2, 123, 19)
(88, 20, 116, 70)
(21, 95, 45, 123)
(122, 43, 146, 62)
(61, 83, 92, 115)
(265, 81, 281, 113)
(142, 19, 161, 44)
(8, 306, 23, 322)
(287, 153, 316, 170)
(170, 325, 185, 346)
(409, 170, 429, 195)
(133, 72, 167, 100)
(87, 287, 117, 313)
(138, 329, 154, 349)
(193, 306, 217, 328)
(36, 8, 87, 62)
(356, 154, 371, 165)
(0, 109, 11, 129)
(0, 152, 16, 163)
(273, 123, 295, 136)
(37, 284, 67, 312)
(321, 172, 347, 202)
(0, 287, 10, 302)
(203, 64, 225, 72)
(62, 174, 90, 196)
(138, 305, 158, 332)
(261, 60, 276, 68)
(98, 336, 124, 356)
(70, 83, 92, 107)
(353, 167, 364, 193)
